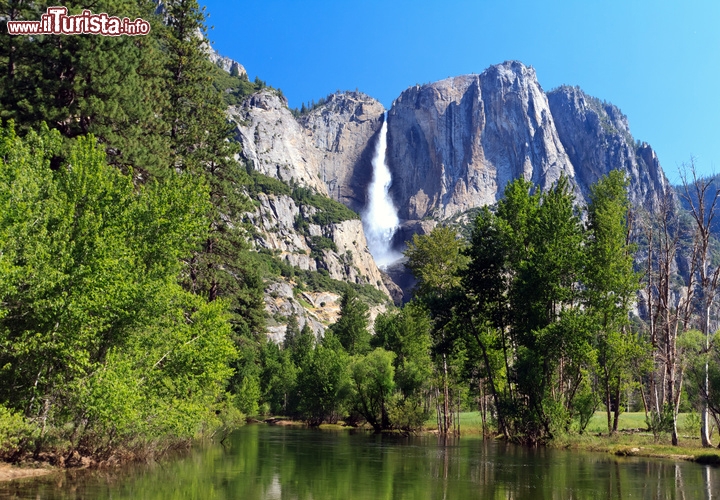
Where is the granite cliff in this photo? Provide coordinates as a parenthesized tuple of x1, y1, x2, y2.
(386, 61, 670, 227)
(229, 89, 385, 211)
(547, 85, 668, 211)
(387, 62, 578, 221)
(224, 56, 673, 326)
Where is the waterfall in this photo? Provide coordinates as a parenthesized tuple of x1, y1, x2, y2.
(362, 116, 402, 268)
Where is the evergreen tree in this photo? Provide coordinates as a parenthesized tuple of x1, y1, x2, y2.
(0, 1, 170, 174)
(330, 289, 370, 356)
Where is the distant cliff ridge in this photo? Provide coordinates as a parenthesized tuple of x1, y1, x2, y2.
(232, 60, 669, 230)
(228, 58, 673, 311)
(386, 62, 670, 223)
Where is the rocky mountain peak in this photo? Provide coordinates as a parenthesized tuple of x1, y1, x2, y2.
(547, 85, 670, 210)
(299, 91, 385, 211)
(480, 60, 538, 85)
(387, 60, 577, 221)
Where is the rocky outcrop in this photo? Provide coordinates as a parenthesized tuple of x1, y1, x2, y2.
(547, 86, 671, 211)
(263, 280, 340, 341)
(209, 52, 246, 77)
(299, 92, 385, 211)
(230, 90, 385, 209)
(263, 279, 386, 344)
(246, 191, 392, 340)
(229, 91, 329, 194)
(386, 62, 578, 221)
(247, 193, 390, 294)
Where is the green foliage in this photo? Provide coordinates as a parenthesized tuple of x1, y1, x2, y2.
(289, 95, 330, 118)
(308, 236, 338, 257)
(349, 349, 396, 431)
(0, 123, 235, 454)
(372, 303, 433, 431)
(330, 289, 371, 356)
(291, 185, 360, 225)
(295, 342, 352, 425)
(441, 175, 641, 442)
(404, 226, 468, 303)
(373, 303, 433, 399)
(0, 405, 36, 456)
(0, 0, 271, 459)
(0, 1, 170, 174)
(585, 171, 642, 433)
(247, 170, 292, 197)
(210, 64, 266, 106)
(646, 404, 675, 441)
(260, 341, 297, 416)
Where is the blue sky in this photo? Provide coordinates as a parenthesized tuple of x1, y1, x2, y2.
(201, 0, 720, 184)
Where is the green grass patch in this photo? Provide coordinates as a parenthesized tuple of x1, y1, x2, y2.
(585, 411, 695, 435)
(424, 412, 488, 434)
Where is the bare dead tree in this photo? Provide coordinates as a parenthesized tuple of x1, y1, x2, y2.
(642, 189, 696, 446)
(680, 160, 720, 447)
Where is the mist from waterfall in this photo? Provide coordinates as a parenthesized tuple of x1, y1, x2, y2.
(362, 116, 402, 268)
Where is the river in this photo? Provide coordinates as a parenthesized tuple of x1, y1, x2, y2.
(2, 424, 718, 499)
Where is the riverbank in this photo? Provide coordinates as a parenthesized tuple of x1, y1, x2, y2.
(0, 463, 54, 482)
(420, 411, 720, 464)
(549, 432, 720, 464)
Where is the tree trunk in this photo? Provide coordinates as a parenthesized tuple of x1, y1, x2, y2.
(702, 303, 713, 447)
(612, 378, 621, 433)
(443, 353, 450, 435)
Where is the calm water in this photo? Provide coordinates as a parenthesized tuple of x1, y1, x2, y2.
(2, 424, 719, 499)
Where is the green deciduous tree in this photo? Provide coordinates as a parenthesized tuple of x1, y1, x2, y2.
(585, 170, 642, 434)
(295, 340, 351, 426)
(349, 348, 396, 432)
(0, 123, 235, 454)
(372, 303, 433, 430)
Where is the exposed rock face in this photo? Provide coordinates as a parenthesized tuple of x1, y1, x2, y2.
(229, 90, 393, 335)
(229, 91, 329, 195)
(386, 62, 578, 221)
(264, 280, 339, 341)
(386, 61, 670, 224)
(210, 53, 246, 77)
(299, 92, 385, 211)
(247, 193, 390, 294)
(547, 86, 671, 210)
(230, 90, 385, 209)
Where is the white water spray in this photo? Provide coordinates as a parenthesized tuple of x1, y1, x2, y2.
(362, 117, 402, 268)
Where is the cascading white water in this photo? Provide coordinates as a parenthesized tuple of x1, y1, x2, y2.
(362, 116, 402, 268)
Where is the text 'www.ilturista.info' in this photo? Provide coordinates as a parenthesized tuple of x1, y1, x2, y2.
(7, 7, 150, 36)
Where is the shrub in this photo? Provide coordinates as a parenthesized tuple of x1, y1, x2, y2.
(0, 405, 36, 456)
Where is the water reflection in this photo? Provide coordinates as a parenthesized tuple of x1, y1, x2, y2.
(2, 425, 719, 499)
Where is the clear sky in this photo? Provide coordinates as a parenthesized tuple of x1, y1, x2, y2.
(201, 0, 720, 184)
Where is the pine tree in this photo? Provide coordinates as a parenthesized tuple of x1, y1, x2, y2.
(330, 289, 370, 356)
(0, 1, 170, 174)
